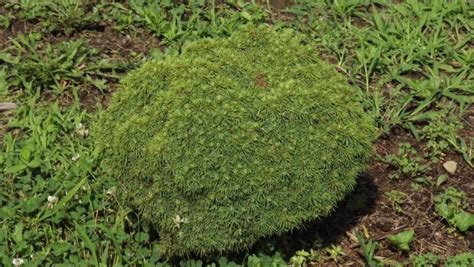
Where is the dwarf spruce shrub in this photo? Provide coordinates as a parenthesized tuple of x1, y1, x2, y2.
(95, 26, 377, 257)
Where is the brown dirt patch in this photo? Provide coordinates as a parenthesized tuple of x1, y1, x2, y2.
(267, 0, 294, 10)
(255, 73, 269, 88)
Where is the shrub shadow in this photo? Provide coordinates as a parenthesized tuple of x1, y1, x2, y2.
(251, 172, 379, 257)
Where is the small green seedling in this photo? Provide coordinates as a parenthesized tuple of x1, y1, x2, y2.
(356, 231, 379, 267)
(248, 254, 286, 267)
(435, 187, 474, 232)
(451, 211, 474, 232)
(387, 229, 415, 252)
(436, 174, 449, 187)
(418, 106, 467, 163)
(385, 190, 407, 214)
(289, 249, 320, 266)
(384, 143, 430, 180)
(445, 253, 474, 267)
(410, 253, 439, 267)
(325, 245, 345, 263)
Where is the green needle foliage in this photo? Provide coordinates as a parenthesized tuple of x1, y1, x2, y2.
(95, 26, 377, 257)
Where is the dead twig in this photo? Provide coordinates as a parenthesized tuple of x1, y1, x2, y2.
(0, 102, 18, 111)
(348, 224, 409, 249)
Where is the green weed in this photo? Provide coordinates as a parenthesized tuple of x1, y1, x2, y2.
(356, 231, 380, 267)
(101, 0, 268, 47)
(0, 33, 129, 97)
(434, 187, 474, 232)
(0, 11, 13, 29)
(445, 253, 474, 267)
(418, 104, 467, 162)
(384, 143, 430, 180)
(289, 249, 320, 266)
(436, 174, 449, 187)
(410, 253, 439, 267)
(325, 245, 345, 263)
(288, 0, 473, 153)
(385, 190, 407, 214)
(3, 0, 100, 35)
(387, 229, 415, 252)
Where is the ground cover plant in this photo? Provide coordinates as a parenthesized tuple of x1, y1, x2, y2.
(0, 0, 472, 266)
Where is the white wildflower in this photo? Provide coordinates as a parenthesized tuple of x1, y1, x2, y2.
(12, 258, 24, 266)
(71, 154, 80, 162)
(75, 123, 89, 137)
(48, 195, 58, 203)
(47, 195, 58, 209)
(106, 188, 114, 195)
(173, 215, 186, 228)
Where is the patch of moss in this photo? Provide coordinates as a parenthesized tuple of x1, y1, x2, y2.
(95, 26, 377, 257)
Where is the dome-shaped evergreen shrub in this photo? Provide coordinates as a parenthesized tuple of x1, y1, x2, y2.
(95, 26, 377, 257)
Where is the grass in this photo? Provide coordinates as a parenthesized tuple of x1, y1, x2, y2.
(0, 0, 472, 266)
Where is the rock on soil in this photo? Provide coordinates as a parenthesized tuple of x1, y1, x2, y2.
(442, 160, 458, 174)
